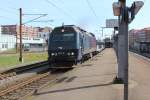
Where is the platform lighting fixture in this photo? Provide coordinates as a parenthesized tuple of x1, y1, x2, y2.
(131, 1, 144, 15)
(129, 1, 144, 22)
(113, 1, 144, 17)
(113, 2, 121, 16)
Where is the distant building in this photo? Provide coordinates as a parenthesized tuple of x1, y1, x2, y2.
(17, 37, 46, 52)
(0, 26, 16, 52)
(1, 25, 39, 37)
(129, 28, 150, 49)
(1, 25, 17, 35)
(36, 27, 52, 44)
(1, 25, 52, 38)
(35, 27, 52, 33)
(0, 25, 52, 52)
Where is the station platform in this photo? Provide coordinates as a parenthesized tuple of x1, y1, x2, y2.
(31, 48, 150, 100)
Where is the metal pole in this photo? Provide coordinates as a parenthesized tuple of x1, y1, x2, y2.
(16, 32, 17, 53)
(19, 8, 23, 62)
(118, 0, 129, 100)
(113, 28, 118, 57)
(101, 27, 104, 38)
(117, 20, 125, 81)
(119, 18, 128, 100)
(101, 27, 105, 47)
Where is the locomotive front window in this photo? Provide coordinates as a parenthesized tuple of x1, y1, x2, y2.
(52, 33, 75, 41)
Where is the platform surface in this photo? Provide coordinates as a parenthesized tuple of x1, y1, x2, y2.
(31, 48, 150, 100)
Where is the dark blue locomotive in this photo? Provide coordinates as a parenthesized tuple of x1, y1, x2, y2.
(48, 25, 97, 68)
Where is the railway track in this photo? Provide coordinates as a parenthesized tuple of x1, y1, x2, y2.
(0, 61, 48, 80)
(0, 49, 104, 100)
(0, 70, 71, 100)
(0, 72, 50, 100)
(0, 60, 51, 100)
(0, 60, 74, 100)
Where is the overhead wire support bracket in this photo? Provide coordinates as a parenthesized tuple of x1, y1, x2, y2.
(22, 14, 48, 25)
(22, 14, 48, 16)
(45, 0, 78, 23)
(31, 20, 54, 23)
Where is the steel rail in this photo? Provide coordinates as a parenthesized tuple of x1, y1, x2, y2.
(0, 60, 48, 80)
(0, 72, 49, 97)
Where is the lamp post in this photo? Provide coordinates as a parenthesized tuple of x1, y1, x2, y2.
(112, 0, 144, 100)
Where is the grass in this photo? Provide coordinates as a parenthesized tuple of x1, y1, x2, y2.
(0, 48, 17, 54)
(0, 52, 48, 69)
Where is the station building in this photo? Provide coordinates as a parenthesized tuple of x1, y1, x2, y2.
(0, 25, 51, 52)
(129, 28, 150, 54)
(0, 27, 16, 52)
(17, 37, 46, 52)
(129, 28, 150, 49)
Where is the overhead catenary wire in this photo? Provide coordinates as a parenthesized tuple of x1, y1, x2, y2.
(0, 15, 17, 22)
(44, 0, 78, 23)
(143, 0, 147, 3)
(0, 5, 18, 23)
(85, 0, 99, 20)
(23, 14, 48, 16)
(2, 0, 18, 10)
(0, 1, 18, 14)
(31, 20, 54, 23)
(0, 7, 18, 15)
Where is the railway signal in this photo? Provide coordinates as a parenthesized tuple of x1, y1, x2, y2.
(112, 0, 144, 100)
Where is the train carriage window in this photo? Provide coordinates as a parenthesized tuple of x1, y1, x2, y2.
(63, 33, 74, 41)
(63, 33, 74, 36)
(52, 33, 75, 41)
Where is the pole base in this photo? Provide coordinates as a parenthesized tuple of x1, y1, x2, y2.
(19, 57, 23, 63)
(113, 77, 124, 84)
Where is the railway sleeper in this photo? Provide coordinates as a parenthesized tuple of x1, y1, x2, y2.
(30, 83, 42, 86)
(35, 80, 48, 84)
(23, 87, 35, 90)
(1, 95, 11, 99)
(38, 81, 49, 85)
(8, 91, 26, 96)
(5, 95, 19, 99)
(28, 85, 40, 88)
(31, 81, 44, 85)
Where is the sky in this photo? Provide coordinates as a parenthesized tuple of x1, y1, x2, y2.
(0, 0, 149, 39)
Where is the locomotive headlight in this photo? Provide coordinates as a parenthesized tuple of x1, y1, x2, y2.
(67, 52, 74, 56)
(67, 52, 71, 56)
(71, 52, 74, 55)
(51, 53, 55, 56)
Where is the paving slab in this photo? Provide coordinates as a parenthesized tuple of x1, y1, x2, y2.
(31, 49, 124, 100)
(129, 52, 150, 100)
(31, 49, 150, 100)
